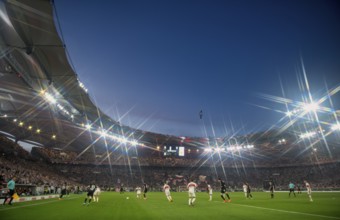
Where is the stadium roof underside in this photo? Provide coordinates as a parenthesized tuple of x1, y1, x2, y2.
(0, 0, 184, 151)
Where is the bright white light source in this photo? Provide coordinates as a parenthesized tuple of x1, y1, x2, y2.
(99, 129, 107, 137)
(130, 140, 138, 146)
(85, 124, 92, 130)
(120, 138, 128, 144)
(286, 111, 293, 117)
(44, 93, 56, 104)
(300, 131, 316, 139)
(215, 148, 223, 152)
(303, 102, 319, 112)
(331, 123, 340, 131)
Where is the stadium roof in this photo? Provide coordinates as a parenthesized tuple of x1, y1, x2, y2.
(0, 0, 186, 151)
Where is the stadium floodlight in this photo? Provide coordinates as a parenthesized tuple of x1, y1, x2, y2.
(28, 125, 32, 130)
(19, 121, 24, 126)
(302, 102, 319, 112)
(78, 81, 88, 93)
(331, 123, 340, 131)
(13, 119, 17, 122)
(130, 140, 138, 146)
(99, 129, 107, 137)
(36, 129, 41, 133)
(204, 148, 213, 152)
(299, 131, 316, 139)
(57, 104, 64, 110)
(117, 137, 127, 144)
(85, 124, 92, 130)
(52, 134, 56, 139)
(286, 111, 293, 117)
(44, 92, 57, 104)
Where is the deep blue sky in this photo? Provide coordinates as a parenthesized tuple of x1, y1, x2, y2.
(54, 0, 340, 137)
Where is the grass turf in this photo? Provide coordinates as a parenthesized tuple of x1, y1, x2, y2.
(1, 191, 339, 220)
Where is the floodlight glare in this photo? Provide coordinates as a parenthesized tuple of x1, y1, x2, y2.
(44, 93, 56, 104)
(85, 124, 92, 130)
(99, 129, 107, 137)
(120, 138, 128, 144)
(303, 102, 319, 112)
(300, 131, 316, 139)
(204, 148, 213, 152)
(130, 140, 138, 146)
(286, 111, 293, 117)
(331, 123, 340, 131)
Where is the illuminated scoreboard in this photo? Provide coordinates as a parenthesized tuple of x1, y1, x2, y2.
(163, 146, 185, 157)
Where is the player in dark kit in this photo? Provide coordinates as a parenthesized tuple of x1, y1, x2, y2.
(120, 184, 124, 194)
(218, 178, 231, 203)
(246, 182, 253, 199)
(297, 184, 301, 194)
(143, 183, 148, 200)
(83, 184, 96, 206)
(59, 182, 67, 200)
(269, 181, 275, 198)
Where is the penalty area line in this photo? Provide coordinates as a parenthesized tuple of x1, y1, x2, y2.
(230, 203, 340, 220)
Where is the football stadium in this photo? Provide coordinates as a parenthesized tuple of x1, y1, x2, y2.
(0, 0, 340, 219)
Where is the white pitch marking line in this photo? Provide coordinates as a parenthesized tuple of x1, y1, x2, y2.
(0, 196, 82, 211)
(229, 202, 340, 219)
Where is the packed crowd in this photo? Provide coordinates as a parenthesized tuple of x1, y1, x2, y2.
(1, 135, 340, 196)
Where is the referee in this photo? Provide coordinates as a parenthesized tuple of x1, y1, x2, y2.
(3, 176, 16, 205)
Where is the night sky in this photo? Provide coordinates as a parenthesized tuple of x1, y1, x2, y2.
(54, 0, 340, 137)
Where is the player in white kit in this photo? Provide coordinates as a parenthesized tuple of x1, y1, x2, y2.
(187, 180, 198, 206)
(304, 180, 313, 202)
(93, 187, 101, 202)
(163, 183, 173, 202)
(243, 183, 247, 198)
(136, 186, 142, 199)
(207, 184, 213, 201)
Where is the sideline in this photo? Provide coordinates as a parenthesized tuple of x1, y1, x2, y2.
(0, 195, 82, 211)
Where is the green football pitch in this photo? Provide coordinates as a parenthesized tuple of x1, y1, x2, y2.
(1, 191, 339, 220)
